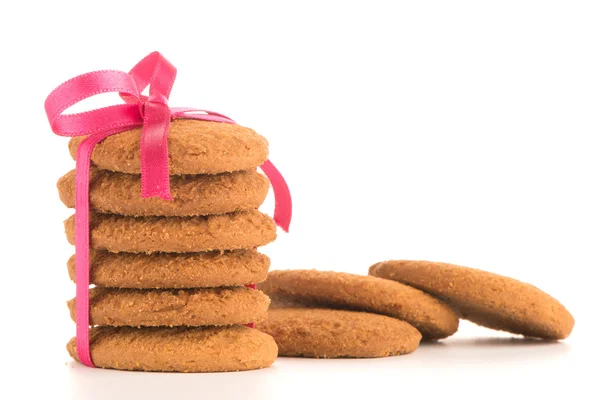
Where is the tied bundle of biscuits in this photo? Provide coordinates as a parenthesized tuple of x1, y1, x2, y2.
(58, 120, 280, 372)
(257, 264, 574, 358)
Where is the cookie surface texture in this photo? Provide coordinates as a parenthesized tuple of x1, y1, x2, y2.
(57, 168, 269, 217)
(259, 270, 458, 340)
(257, 308, 421, 358)
(68, 119, 269, 175)
(64, 210, 277, 253)
(67, 326, 277, 372)
(369, 260, 574, 340)
(68, 287, 270, 327)
(67, 249, 270, 289)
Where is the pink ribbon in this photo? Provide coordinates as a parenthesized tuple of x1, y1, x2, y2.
(44, 52, 292, 368)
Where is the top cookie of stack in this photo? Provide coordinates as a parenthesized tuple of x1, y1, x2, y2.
(58, 119, 279, 372)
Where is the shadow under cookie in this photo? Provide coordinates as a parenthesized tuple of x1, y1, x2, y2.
(67, 287, 270, 327)
(67, 325, 278, 372)
(64, 209, 277, 253)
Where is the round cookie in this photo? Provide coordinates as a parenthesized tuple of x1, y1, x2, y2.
(259, 270, 459, 340)
(57, 168, 269, 217)
(369, 260, 574, 340)
(64, 210, 277, 253)
(67, 325, 277, 372)
(257, 308, 421, 358)
(68, 287, 269, 327)
(67, 249, 270, 289)
(68, 119, 269, 175)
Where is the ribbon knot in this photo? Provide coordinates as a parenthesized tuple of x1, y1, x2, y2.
(148, 93, 169, 106)
(139, 97, 168, 120)
(45, 52, 292, 368)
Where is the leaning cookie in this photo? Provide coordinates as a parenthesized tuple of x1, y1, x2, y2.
(57, 168, 269, 217)
(369, 260, 574, 340)
(64, 210, 276, 253)
(259, 270, 458, 340)
(67, 287, 269, 327)
(257, 308, 421, 358)
(67, 249, 270, 289)
(67, 326, 277, 372)
(68, 119, 269, 175)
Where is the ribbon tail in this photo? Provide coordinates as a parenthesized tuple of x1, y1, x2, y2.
(244, 283, 257, 328)
(74, 130, 127, 368)
(260, 159, 292, 232)
(74, 134, 109, 367)
(74, 139, 94, 368)
(140, 102, 173, 199)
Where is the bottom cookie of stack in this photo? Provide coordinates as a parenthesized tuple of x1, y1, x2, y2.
(67, 326, 277, 372)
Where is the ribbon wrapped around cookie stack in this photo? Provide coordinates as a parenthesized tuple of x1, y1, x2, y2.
(45, 52, 291, 372)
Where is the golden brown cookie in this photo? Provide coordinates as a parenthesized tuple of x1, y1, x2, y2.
(257, 308, 421, 358)
(259, 270, 458, 340)
(57, 168, 269, 217)
(369, 260, 574, 340)
(67, 249, 270, 289)
(64, 210, 277, 253)
(68, 119, 269, 175)
(67, 325, 277, 372)
(68, 287, 269, 327)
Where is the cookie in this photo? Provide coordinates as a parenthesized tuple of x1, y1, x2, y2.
(68, 119, 269, 175)
(67, 287, 269, 327)
(64, 210, 276, 253)
(259, 270, 458, 340)
(57, 168, 269, 217)
(257, 308, 421, 358)
(369, 260, 574, 340)
(67, 249, 270, 289)
(67, 325, 277, 372)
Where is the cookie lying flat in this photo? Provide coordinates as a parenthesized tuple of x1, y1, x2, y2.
(64, 210, 276, 253)
(67, 325, 277, 372)
(257, 308, 421, 358)
(57, 168, 269, 217)
(259, 270, 458, 340)
(68, 119, 269, 175)
(68, 287, 269, 327)
(67, 249, 270, 289)
(369, 260, 574, 340)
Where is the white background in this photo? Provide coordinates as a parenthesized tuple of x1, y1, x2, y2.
(0, 1, 598, 399)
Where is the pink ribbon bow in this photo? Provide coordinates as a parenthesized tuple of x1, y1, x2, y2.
(44, 52, 292, 368)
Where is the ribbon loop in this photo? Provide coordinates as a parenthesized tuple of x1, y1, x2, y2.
(44, 70, 141, 137)
(123, 51, 176, 104)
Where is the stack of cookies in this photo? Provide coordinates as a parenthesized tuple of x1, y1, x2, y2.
(58, 120, 279, 372)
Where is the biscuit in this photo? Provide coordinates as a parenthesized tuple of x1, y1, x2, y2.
(67, 287, 269, 327)
(64, 210, 276, 253)
(67, 325, 277, 372)
(67, 249, 270, 289)
(68, 119, 269, 175)
(369, 260, 574, 340)
(257, 308, 421, 358)
(259, 270, 458, 340)
(57, 168, 269, 217)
